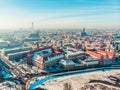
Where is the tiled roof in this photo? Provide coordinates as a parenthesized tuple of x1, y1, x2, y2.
(97, 50, 114, 58)
(36, 56, 44, 63)
(86, 50, 103, 59)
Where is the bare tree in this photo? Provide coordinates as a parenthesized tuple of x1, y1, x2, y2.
(63, 82, 72, 90)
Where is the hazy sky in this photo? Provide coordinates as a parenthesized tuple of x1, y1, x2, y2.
(0, 0, 120, 29)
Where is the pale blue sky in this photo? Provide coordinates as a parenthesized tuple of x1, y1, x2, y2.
(0, 0, 120, 29)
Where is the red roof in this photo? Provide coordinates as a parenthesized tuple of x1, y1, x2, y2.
(86, 50, 103, 59)
(36, 56, 44, 63)
(98, 43, 104, 47)
(97, 50, 114, 58)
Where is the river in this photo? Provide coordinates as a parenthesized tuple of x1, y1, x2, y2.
(29, 67, 120, 90)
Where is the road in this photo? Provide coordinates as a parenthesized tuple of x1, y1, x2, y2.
(0, 59, 12, 78)
(0, 53, 23, 78)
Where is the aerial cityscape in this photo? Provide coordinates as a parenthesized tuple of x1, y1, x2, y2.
(0, 0, 120, 90)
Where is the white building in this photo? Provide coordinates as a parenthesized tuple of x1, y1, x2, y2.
(59, 59, 75, 69)
(85, 58, 99, 66)
(33, 47, 64, 69)
(64, 49, 85, 60)
(8, 40, 23, 47)
(1, 47, 32, 56)
(7, 50, 29, 61)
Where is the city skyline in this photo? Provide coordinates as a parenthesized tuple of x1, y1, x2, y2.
(0, 0, 120, 30)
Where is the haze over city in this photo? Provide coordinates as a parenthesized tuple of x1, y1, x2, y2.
(0, 0, 120, 30)
(1, 0, 120, 90)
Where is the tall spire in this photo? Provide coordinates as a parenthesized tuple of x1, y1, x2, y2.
(32, 22, 34, 30)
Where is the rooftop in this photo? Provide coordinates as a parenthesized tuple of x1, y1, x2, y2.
(86, 50, 103, 59)
(59, 59, 75, 65)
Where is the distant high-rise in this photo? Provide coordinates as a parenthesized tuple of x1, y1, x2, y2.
(83, 28, 85, 32)
(81, 28, 87, 37)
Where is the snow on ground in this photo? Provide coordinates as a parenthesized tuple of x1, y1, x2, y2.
(38, 70, 120, 90)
